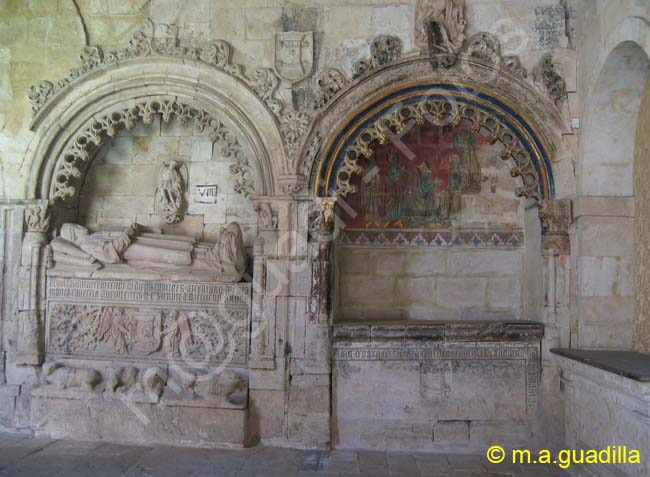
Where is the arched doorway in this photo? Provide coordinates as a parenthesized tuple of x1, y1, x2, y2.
(576, 40, 650, 350)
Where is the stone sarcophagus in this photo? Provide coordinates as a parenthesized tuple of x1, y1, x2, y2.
(45, 277, 250, 366)
(30, 222, 253, 448)
(332, 321, 544, 452)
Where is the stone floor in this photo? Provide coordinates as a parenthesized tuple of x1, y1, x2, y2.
(0, 432, 569, 476)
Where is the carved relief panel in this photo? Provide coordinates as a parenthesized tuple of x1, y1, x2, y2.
(46, 278, 251, 366)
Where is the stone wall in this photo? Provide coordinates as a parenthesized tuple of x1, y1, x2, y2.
(0, 0, 648, 456)
(336, 247, 523, 321)
(79, 116, 257, 247)
(634, 80, 650, 353)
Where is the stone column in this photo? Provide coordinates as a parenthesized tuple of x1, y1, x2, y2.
(15, 204, 50, 366)
(539, 199, 573, 350)
(285, 198, 335, 448)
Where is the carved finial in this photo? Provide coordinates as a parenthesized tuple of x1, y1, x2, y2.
(533, 53, 567, 106)
(314, 69, 349, 109)
(353, 35, 402, 79)
(25, 204, 50, 233)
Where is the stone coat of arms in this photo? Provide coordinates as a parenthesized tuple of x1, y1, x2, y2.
(274, 31, 314, 83)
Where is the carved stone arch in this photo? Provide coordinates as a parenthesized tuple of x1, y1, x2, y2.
(24, 58, 286, 211)
(302, 56, 570, 201)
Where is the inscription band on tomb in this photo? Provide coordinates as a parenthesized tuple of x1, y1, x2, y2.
(47, 277, 251, 305)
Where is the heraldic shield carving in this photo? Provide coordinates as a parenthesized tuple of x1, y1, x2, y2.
(274, 31, 314, 83)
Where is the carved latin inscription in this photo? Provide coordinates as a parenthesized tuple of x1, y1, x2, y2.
(334, 346, 538, 412)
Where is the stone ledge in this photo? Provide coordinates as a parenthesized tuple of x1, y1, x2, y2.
(551, 348, 650, 382)
(334, 320, 544, 343)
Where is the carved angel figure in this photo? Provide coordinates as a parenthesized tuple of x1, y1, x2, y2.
(51, 222, 248, 282)
(155, 160, 185, 224)
(415, 0, 466, 54)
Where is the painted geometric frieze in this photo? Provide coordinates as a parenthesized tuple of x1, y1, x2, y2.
(334, 98, 541, 200)
(47, 303, 248, 365)
(29, 19, 282, 116)
(339, 228, 524, 248)
(51, 96, 254, 202)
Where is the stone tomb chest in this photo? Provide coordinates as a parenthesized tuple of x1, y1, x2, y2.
(333, 321, 543, 452)
(31, 272, 251, 448)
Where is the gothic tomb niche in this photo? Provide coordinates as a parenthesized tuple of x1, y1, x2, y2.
(78, 114, 258, 249)
(335, 119, 527, 322)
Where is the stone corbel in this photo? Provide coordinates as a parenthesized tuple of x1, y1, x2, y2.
(16, 204, 51, 366)
(539, 199, 572, 235)
(278, 174, 308, 197)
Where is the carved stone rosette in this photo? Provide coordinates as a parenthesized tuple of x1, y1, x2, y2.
(280, 111, 313, 173)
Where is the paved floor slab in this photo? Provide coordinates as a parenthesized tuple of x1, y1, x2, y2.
(0, 433, 571, 476)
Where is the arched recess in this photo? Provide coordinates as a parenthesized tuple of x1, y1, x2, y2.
(23, 57, 286, 214)
(575, 21, 650, 350)
(304, 56, 568, 203)
(312, 83, 556, 201)
(304, 57, 568, 325)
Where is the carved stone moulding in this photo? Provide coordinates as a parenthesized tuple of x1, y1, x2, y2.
(28, 19, 283, 119)
(280, 111, 313, 173)
(353, 35, 403, 79)
(278, 174, 309, 196)
(50, 96, 254, 204)
(314, 69, 349, 110)
(331, 98, 542, 201)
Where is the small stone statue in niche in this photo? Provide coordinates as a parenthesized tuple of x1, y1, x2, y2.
(155, 160, 185, 224)
(51, 222, 247, 282)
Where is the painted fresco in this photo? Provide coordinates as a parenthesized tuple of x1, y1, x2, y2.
(344, 122, 486, 229)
